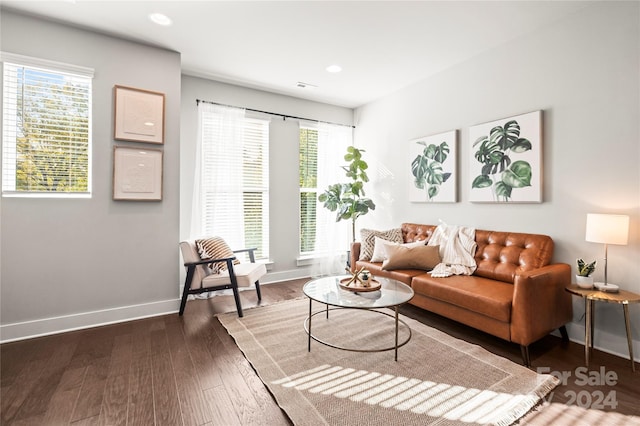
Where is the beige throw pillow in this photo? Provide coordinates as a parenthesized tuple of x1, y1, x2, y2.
(359, 228, 403, 261)
(382, 244, 441, 271)
(370, 237, 426, 262)
(195, 237, 240, 273)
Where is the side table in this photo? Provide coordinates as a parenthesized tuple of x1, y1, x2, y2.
(566, 284, 640, 372)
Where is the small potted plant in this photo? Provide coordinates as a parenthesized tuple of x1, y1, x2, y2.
(576, 258, 596, 288)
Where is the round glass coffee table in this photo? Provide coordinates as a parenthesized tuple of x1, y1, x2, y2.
(303, 275, 414, 361)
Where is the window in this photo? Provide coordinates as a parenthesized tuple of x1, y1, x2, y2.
(2, 53, 92, 197)
(299, 122, 351, 257)
(197, 104, 269, 260)
(299, 127, 319, 254)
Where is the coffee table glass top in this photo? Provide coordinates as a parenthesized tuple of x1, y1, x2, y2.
(303, 275, 414, 309)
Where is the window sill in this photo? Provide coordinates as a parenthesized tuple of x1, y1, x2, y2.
(296, 253, 347, 267)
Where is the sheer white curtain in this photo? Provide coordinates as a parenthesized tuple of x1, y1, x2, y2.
(191, 102, 246, 248)
(310, 121, 352, 277)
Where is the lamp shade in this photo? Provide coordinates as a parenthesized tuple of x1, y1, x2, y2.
(585, 213, 629, 245)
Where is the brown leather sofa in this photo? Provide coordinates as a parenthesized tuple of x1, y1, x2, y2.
(350, 223, 573, 366)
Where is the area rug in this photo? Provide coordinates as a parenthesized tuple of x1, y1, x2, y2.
(218, 298, 558, 426)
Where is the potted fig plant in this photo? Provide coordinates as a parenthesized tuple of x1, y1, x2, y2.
(576, 258, 596, 288)
(318, 146, 375, 243)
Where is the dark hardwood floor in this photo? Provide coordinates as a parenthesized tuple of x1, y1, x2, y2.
(1, 279, 638, 425)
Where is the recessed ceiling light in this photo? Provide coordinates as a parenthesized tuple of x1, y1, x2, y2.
(149, 13, 172, 26)
(326, 65, 342, 73)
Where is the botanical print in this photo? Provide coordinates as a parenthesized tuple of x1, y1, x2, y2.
(469, 110, 542, 203)
(409, 130, 457, 202)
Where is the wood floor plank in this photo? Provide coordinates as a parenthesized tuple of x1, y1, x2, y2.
(70, 356, 110, 423)
(206, 319, 266, 425)
(178, 314, 224, 391)
(127, 355, 155, 426)
(203, 386, 243, 426)
(107, 334, 133, 378)
(1, 355, 51, 424)
(12, 341, 78, 422)
(152, 352, 183, 426)
(91, 333, 134, 425)
(150, 329, 183, 426)
(42, 387, 83, 425)
(98, 373, 129, 426)
(39, 366, 87, 424)
(165, 320, 212, 426)
(211, 317, 291, 425)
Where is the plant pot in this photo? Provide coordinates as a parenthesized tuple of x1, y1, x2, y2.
(575, 275, 594, 289)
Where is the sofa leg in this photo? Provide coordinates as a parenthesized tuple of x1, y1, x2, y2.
(520, 345, 531, 368)
(559, 325, 569, 342)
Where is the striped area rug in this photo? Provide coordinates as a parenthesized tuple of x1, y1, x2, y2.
(219, 298, 558, 426)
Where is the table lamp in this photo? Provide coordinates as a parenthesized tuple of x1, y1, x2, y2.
(585, 213, 629, 288)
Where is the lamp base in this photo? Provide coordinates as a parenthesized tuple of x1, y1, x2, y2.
(594, 282, 620, 293)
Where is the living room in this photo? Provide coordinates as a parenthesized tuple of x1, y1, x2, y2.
(1, 1, 638, 424)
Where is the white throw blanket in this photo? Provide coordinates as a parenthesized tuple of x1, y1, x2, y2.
(427, 224, 477, 277)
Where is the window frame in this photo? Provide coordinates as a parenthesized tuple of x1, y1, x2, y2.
(1, 52, 93, 198)
(197, 107, 270, 261)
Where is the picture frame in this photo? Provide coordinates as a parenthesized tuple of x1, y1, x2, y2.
(114, 85, 165, 144)
(468, 110, 542, 203)
(113, 146, 163, 201)
(408, 130, 457, 203)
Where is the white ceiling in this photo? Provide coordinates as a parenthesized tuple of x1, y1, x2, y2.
(1, 1, 589, 108)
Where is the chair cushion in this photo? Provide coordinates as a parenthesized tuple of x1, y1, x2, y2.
(195, 236, 240, 273)
(202, 262, 267, 288)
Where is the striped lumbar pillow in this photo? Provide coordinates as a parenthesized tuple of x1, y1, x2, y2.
(195, 237, 240, 273)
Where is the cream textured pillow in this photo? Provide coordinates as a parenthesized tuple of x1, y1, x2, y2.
(195, 237, 240, 273)
(370, 237, 426, 262)
(382, 244, 441, 271)
(359, 228, 403, 261)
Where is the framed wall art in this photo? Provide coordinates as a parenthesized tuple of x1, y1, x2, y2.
(113, 146, 163, 201)
(114, 85, 165, 144)
(409, 130, 457, 202)
(469, 110, 542, 203)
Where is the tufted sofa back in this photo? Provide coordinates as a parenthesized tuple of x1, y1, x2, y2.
(401, 223, 554, 284)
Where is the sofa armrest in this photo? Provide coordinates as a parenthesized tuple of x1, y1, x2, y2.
(510, 263, 573, 346)
(350, 242, 361, 273)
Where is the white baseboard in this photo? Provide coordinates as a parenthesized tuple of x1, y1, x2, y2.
(0, 299, 179, 344)
(563, 321, 639, 363)
(0, 270, 313, 344)
(262, 268, 311, 284)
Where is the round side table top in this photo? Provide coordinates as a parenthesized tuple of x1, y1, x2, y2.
(566, 284, 640, 304)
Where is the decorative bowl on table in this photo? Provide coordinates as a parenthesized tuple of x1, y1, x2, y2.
(339, 277, 381, 292)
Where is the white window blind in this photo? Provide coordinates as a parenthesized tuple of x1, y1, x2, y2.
(299, 126, 319, 255)
(2, 55, 92, 197)
(299, 122, 351, 257)
(198, 105, 270, 260)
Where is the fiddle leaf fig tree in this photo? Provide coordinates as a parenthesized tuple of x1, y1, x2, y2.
(318, 146, 376, 242)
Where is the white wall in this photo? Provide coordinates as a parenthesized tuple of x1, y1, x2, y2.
(0, 11, 182, 341)
(180, 75, 353, 282)
(354, 2, 640, 360)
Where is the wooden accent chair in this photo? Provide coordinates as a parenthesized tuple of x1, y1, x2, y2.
(179, 239, 266, 317)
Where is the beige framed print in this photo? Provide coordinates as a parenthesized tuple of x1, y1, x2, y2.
(114, 85, 165, 144)
(113, 146, 163, 201)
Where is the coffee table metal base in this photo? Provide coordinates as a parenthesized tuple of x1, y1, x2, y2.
(305, 299, 412, 361)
